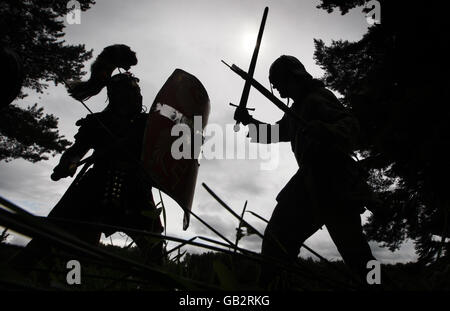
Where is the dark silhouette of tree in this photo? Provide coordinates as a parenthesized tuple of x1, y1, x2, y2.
(314, 1, 450, 262)
(317, 0, 366, 14)
(0, 0, 96, 162)
(0, 228, 9, 244)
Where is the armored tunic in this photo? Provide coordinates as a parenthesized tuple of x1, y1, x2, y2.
(273, 87, 370, 216)
(48, 110, 162, 237)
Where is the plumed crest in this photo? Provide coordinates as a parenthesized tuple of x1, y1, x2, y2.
(67, 44, 138, 101)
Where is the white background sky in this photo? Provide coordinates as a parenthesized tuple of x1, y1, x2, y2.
(0, 0, 417, 263)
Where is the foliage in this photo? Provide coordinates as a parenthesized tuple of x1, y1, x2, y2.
(3, 242, 450, 290)
(316, 0, 367, 15)
(0, 228, 9, 244)
(1, 195, 449, 291)
(0, 104, 71, 162)
(0, 0, 95, 162)
(314, 1, 450, 261)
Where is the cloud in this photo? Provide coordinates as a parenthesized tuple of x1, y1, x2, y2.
(0, 0, 418, 264)
(0, 160, 69, 216)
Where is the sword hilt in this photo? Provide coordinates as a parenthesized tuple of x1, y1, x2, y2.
(223, 60, 256, 131)
(234, 123, 240, 132)
(229, 103, 256, 132)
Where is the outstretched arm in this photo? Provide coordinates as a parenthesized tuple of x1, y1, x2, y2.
(51, 140, 90, 181)
(234, 106, 289, 143)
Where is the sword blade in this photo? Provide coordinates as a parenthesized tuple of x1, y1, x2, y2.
(236, 7, 269, 128)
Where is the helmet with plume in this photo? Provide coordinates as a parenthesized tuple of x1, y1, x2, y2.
(67, 44, 138, 101)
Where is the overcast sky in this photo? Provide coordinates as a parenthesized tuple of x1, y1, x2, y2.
(0, 0, 417, 263)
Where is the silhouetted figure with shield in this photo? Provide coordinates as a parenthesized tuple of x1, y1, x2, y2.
(13, 73, 165, 270)
(13, 45, 210, 275)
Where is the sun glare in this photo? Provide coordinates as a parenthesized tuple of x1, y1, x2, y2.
(241, 32, 256, 54)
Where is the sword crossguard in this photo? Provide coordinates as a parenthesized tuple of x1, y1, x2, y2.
(229, 103, 255, 111)
(230, 103, 255, 132)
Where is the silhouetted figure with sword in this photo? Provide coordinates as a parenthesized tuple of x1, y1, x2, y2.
(232, 55, 377, 288)
(224, 6, 376, 288)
